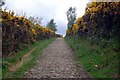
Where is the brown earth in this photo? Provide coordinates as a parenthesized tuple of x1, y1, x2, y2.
(3, 47, 37, 73)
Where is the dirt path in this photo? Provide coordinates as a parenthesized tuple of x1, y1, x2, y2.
(8, 47, 37, 72)
(24, 38, 90, 78)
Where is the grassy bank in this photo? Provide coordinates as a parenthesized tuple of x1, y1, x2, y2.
(65, 36, 119, 78)
(2, 38, 56, 78)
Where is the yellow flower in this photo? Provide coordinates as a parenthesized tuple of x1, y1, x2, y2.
(72, 23, 79, 34)
(32, 28, 36, 35)
(38, 26, 43, 29)
(66, 29, 70, 35)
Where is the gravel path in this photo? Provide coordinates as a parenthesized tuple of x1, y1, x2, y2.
(24, 38, 90, 78)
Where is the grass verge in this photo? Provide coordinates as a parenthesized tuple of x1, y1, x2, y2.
(65, 36, 119, 78)
(2, 38, 56, 78)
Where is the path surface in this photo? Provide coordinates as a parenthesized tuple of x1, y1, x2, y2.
(24, 38, 90, 78)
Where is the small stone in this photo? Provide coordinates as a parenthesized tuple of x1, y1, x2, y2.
(36, 60, 39, 63)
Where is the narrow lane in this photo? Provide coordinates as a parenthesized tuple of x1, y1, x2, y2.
(25, 38, 89, 78)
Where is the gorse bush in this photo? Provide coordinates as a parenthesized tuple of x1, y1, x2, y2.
(66, 2, 120, 41)
(2, 9, 61, 57)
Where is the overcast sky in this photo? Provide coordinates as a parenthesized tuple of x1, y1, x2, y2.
(3, 0, 89, 36)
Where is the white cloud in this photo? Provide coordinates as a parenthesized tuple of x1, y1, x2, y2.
(3, 0, 89, 36)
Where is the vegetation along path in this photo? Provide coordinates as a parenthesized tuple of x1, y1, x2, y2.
(24, 38, 90, 78)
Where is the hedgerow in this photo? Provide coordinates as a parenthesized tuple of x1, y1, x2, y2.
(2, 9, 61, 57)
